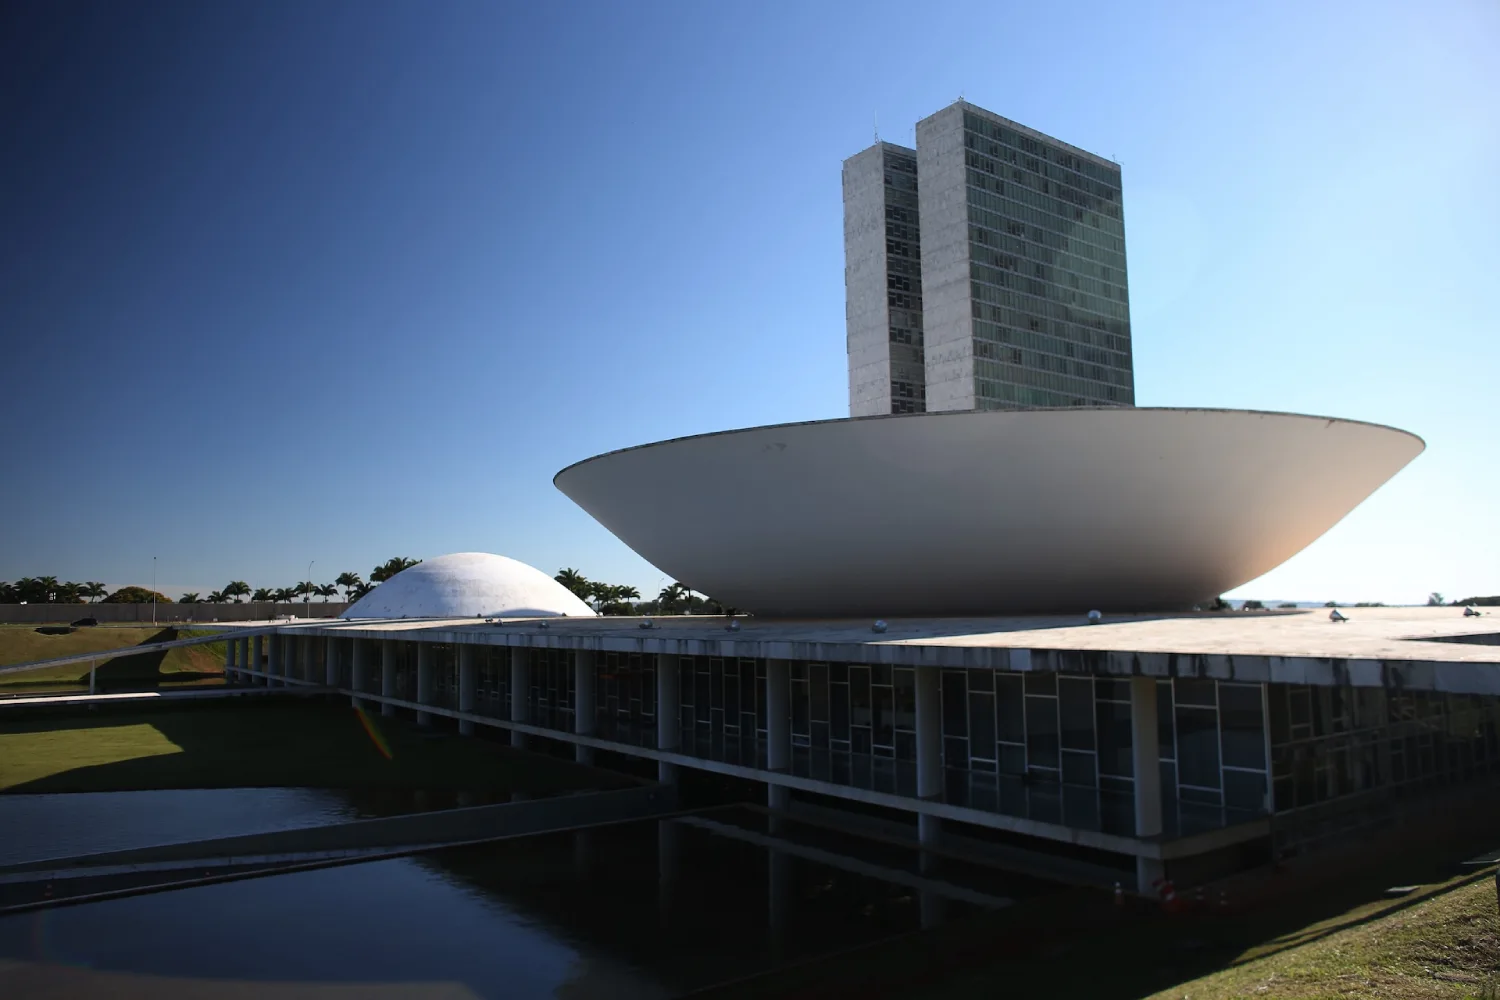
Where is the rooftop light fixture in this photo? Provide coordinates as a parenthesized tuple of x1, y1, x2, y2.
(872, 620, 888, 633)
(1087, 610, 1102, 624)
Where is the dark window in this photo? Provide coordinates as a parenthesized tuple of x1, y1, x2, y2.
(1219, 683, 1267, 770)
(1096, 699, 1133, 777)
(1059, 678, 1095, 751)
(942, 670, 967, 737)
(1176, 707, 1220, 788)
(997, 674, 1025, 744)
(1026, 696, 1059, 770)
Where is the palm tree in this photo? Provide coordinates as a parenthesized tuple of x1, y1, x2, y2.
(555, 568, 591, 601)
(335, 571, 363, 601)
(58, 581, 82, 603)
(224, 581, 251, 603)
(251, 587, 272, 602)
(349, 581, 375, 601)
(371, 557, 420, 583)
(36, 576, 60, 603)
(0, 582, 17, 603)
(314, 583, 338, 602)
(206, 590, 226, 604)
(295, 581, 315, 604)
(272, 587, 295, 604)
(180, 592, 201, 604)
(657, 582, 690, 614)
(81, 582, 107, 603)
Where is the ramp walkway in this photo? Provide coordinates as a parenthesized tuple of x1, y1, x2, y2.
(0, 782, 677, 913)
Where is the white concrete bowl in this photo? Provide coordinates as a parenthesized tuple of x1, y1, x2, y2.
(553, 408, 1423, 617)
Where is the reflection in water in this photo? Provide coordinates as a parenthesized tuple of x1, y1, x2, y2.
(0, 796, 1003, 998)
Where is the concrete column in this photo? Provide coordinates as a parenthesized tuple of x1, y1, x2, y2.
(239, 638, 251, 686)
(325, 636, 339, 687)
(251, 635, 264, 686)
(657, 818, 678, 923)
(351, 639, 369, 707)
(381, 640, 396, 718)
(574, 651, 595, 765)
(766, 659, 791, 814)
(284, 636, 298, 685)
(1130, 675, 1165, 892)
(915, 666, 943, 852)
(267, 633, 282, 688)
(224, 635, 237, 684)
(768, 847, 791, 965)
(509, 647, 530, 749)
(298, 636, 313, 683)
(458, 645, 477, 736)
(656, 653, 680, 784)
(416, 643, 433, 727)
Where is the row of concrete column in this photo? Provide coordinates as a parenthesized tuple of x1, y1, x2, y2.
(222, 633, 1166, 888)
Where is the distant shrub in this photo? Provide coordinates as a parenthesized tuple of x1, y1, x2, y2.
(102, 586, 172, 604)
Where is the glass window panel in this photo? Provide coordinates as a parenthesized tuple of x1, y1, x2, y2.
(1095, 678, 1131, 702)
(1176, 707, 1220, 788)
(999, 743, 1027, 776)
(1219, 683, 1266, 771)
(1268, 684, 1290, 746)
(1157, 681, 1175, 760)
(791, 680, 809, 737)
(1175, 678, 1217, 708)
(1061, 749, 1096, 786)
(810, 663, 829, 723)
(1224, 769, 1267, 814)
(1026, 696, 1059, 770)
(1059, 678, 1095, 751)
(996, 674, 1025, 743)
(830, 681, 849, 743)
(872, 664, 891, 687)
(893, 669, 916, 732)
(1025, 672, 1056, 696)
(941, 670, 968, 738)
(969, 691, 996, 760)
(1095, 699, 1133, 777)
(851, 667, 871, 728)
(873, 685, 894, 747)
(968, 668, 994, 693)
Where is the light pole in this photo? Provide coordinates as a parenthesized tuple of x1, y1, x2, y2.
(305, 560, 314, 619)
(151, 556, 157, 626)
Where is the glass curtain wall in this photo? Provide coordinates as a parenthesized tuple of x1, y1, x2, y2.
(431, 644, 456, 710)
(678, 656, 766, 768)
(594, 651, 656, 747)
(475, 648, 510, 719)
(1267, 684, 1500, 814)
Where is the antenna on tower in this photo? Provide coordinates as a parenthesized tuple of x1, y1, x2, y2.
(874, 112, 879, 143)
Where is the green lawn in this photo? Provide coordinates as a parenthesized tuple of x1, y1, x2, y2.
(0, 624, 225, 694)
(1140, 870, 1499, 999)
(0, 699, 628, 796)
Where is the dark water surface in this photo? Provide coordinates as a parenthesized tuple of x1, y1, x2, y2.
(0, 790, 1009, 997)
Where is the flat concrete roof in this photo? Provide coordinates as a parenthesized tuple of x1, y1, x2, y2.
(290, 607, 1500, 696)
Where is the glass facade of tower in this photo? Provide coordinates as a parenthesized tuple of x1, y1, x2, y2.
(960, 108, 1134, 409)
(882, 147, 926, 413)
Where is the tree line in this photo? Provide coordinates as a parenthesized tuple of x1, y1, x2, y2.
(0, 557, 422, 606)
(553, 569, 735, 616)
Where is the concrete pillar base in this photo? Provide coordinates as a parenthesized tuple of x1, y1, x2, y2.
(657, 760, 678, 785)
(1136, 856, 1165, 896)
(510, 730, 527, 750)
(575, 745, 595, 766)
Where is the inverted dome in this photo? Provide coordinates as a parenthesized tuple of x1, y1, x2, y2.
(554, 408, 1424, 617)
(340, 553, 595, 619)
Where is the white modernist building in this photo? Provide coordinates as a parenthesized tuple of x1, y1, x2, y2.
(218, 402, 1480, 897)
(553, 407, 1424, 616)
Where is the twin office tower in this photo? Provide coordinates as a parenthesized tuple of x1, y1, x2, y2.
(844, 100, 1135, 416)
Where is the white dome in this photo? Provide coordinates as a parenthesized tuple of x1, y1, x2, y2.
(340, 553, 595, 619)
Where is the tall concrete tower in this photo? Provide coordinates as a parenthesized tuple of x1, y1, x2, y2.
(843, 142, 926, 416)
(844, 102, 1134, 415)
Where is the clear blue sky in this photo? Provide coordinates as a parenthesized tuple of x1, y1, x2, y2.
(1, 0, 1495, 605)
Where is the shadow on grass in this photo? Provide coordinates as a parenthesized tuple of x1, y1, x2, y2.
(0, 698, 630, 800)
(692, 817, 1500, 1000)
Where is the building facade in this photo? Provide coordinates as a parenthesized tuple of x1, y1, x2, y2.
(226, 607, 1500, 893)
(844, 101, 1135, 414)
(844, 142, 926, 416)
